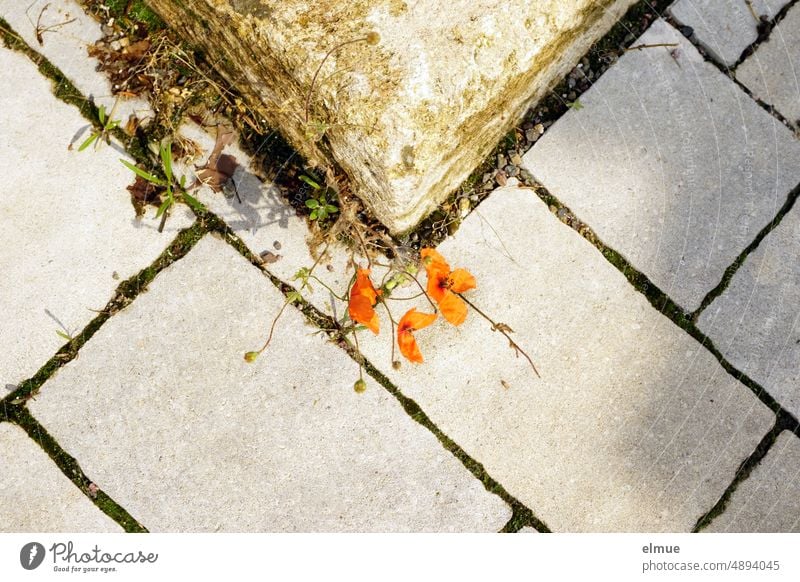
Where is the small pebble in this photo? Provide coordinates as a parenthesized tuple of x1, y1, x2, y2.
(504, 164, 519, 177)
(110, 40, 122, 51)
(510, 153, 522, 166)
(495, 171, 507, 186)
(273, 240, 282, 250)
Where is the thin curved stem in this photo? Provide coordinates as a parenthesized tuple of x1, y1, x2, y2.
(457, 293, 540, 379)
(304, 37, 370, 124)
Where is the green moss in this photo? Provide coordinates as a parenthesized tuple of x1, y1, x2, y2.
(6, 406, 148, 532)
(693, 421, 792, 532)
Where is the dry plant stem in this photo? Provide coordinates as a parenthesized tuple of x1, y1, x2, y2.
(625, 43, 678, 51)
(352, 225, 372, 268)
(456, 293, 541, 379)
(304, 36, 372, 124)
(157, 208, 168, 233)
(744, 0, 759, 22)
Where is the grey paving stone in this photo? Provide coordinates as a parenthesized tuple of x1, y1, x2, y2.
(706, 431, 800, 532)
(28, 235, 510, 532)
(356, 186, 774, 532)
(0, 0, 151, 123)
(697, 204, 800, 418)
(176, 122, 362, 317)
(0, 423, 121, 532)
(669, 0, 792, 67)
(523, 18, 800, 312)
(0, 46, 193, 387)
(736, 3, 800, 126)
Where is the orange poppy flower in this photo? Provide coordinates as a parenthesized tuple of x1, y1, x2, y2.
(349, 268, 380, 334)
(397, 308, 437, 363)
(420, 248, 476, 326)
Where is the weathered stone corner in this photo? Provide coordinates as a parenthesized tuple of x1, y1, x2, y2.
(146, 0, 636, 233)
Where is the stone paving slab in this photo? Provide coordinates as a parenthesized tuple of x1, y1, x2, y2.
(0, 423, 121, 532)
(357, 186, 774, 532)
(736, 3, 800, 126)
(697, 203, 800, 418)
(669, 0, 792, 67)
(0, 45, 193, 388)
(522, 18, 800, 313)
(28, 235, 511, 532)
(177, 121, 383, 317)
(0, 0, 151, 123)
(706, 431, 800, 532)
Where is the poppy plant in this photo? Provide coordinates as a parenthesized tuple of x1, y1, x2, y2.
(349, 268, 380, 334)
(397, 308, 437, 363)
(420, 248, 476, 326)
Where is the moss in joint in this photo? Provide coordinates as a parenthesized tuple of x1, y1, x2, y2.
(6, 405, 148, 532)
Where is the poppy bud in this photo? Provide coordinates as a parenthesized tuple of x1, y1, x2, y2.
(244, 351, 259, 363)
(354, 379, 367, 393)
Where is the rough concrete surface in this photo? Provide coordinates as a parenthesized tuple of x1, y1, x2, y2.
(146, 0, 638, 233)
(736, 3, 800, 126)
(698, 204, 800, 419)
(355, 186, 774, 532)
(706, 431, 800, 532)
(176, 121, 361, 317)
(523, 18, 800, 312)
(29, 236, 511, 532)
(0, 46, 193, 388)
(669, 0, 792, 67)
(0, 423, 121, 532)
(0, 0, 151, 123)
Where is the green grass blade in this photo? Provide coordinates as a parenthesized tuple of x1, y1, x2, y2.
(120, 159, 164, 185)
(78, 132, 99, 152)
(160, 142, 173, 183)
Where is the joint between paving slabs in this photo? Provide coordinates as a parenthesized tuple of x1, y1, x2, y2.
(195, 213, 554, 533)
(1, 221, 209, 409)
(662, 3, 800, 133)
(693, 415, 798, 532)
(2, 403, 148, 532)
(728, 0, 799, 71)
(692, 180, 800, 318)
(517, 179, 800, 433)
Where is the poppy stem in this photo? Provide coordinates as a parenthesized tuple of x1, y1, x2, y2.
(456, 293, 541, 379)
(378, 298, 397, 365)
(307, 275, 348, 302)
(255, 297, 293, 354)
(401, 270, 438, 313)
(352, 328, 365, 381)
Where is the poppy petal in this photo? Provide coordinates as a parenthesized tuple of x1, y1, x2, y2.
(438, 291, 468, 326)
(397, 308, 437, 363)
(448, 268, 476, 293)
(398, 330, 424, 363)
(420, 248, 450, 272)
(351, 268, 378, 305)
(425, 268, 448, 302)
(349, 294, 379, 334)
(399, 308, 437, 332)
